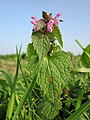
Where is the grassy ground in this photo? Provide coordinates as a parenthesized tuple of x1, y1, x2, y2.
(0, 54, 16, 74)
(0, 54, 27, 74)
(0, 53, 90, 119)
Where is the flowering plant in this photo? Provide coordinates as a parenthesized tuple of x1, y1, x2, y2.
(26, 11, 72, 119)
(3, 11, 90, 120)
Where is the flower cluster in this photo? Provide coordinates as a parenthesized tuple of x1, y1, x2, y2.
(31, 12, 61, 32)
(47, 13, 61, 32)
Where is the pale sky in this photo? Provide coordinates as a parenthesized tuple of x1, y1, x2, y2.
(0, 0, 90, 55)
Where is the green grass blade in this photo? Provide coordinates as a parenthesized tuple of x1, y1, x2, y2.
(75, 86, 84, 110)
(66, 100, 90, 120)
(6, 47, 21, 120)
(6, 93, 15, 120)
(12, 75, 37, 120)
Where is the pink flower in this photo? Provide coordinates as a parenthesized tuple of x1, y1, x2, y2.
(47, 19, 54, 32)
(54, 12, 61, 25)
(31, 21, 37, 25)
(47, 13, 61, 32)
(48, 19, 54, 24)
(31, 16, 38, 32)
(31, 16, 38, 22)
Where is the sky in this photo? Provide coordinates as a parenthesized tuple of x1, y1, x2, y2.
(0, 0, 90, 55)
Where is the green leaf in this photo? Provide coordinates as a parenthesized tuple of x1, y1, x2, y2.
(32, 32, 50, 60)
(53, 25, 63, 48)
(66, 100, 90, 120)
(35, 51, 71, 119)
(36, 99, 62, 120)
(81, 44, 90, 68)
(36, 51, 71, 102)
(27, 43, 37, 57)
(53, 45, 61, 53)
(36, 20, 46, 31)
(27, 43, 39, 76)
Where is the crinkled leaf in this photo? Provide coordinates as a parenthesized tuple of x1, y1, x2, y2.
(36, 99, 62, 120)
(46, 32, 55, 42)
(81, 44, 90, 68)
(53, 25, 63, 48)
(36, 51, 71, 102)
(32, 32, 50, 60)
(53, 45, 61, 53)
(26, 43, 39, 76)
(35, 51, 71, 119)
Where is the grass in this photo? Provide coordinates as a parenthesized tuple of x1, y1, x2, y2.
(0, 53, 90, 120)
(0, 54, 27, 74)
(0, 54, 17, 74)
